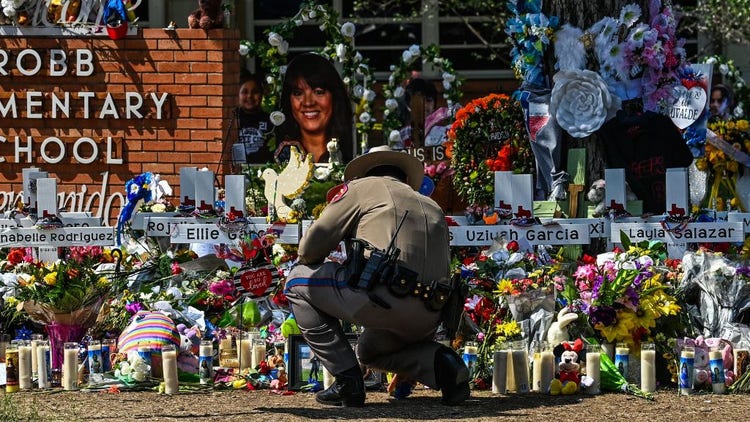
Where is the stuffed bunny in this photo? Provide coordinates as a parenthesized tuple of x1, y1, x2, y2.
(546, 307, 578, 346)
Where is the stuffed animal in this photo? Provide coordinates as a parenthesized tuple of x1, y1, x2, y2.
(327, 138, 343, 165)
(550, 339, 586, 395)
(187, 0, 224, 30)
(587, 179, 638, 217)
(546, 307, 578, 346)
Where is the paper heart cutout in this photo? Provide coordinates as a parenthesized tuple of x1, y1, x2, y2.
(235, 265, 277, 298)
(669, 86, 707, 129)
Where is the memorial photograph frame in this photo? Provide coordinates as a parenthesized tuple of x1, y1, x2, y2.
(287, 333, 359, 391)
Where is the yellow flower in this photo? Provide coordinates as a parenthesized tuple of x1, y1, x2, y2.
(5, 297, 18, 307)
(44, 272, 58, 286)
(736, 119, 749, 131)
(96, 276, 110, 288)
(496, 279, 514, 295)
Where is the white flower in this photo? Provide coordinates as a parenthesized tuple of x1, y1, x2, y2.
(359, 112, 371, 123)
(385, 99, 399, 110)
(354, 52, 362, 62)
(442, 72, 455, 82)
(550, 69, 621, 138)
(301, 12, 309, 21)
(340, 22, 355, 38)
(266, 75, 274, 84)
(353, 85, 364, 98)
(389, 65, 396, 72)
(443, 80, 452, 90)
(363, 89, 376, 102)
(356, 63, 368, 74)
(151, 203, 166, 213)
(166, 286, 182, 299)
(402, 50, 414, 63)
(335, 43, 347, 59)
(343, 77, 351, 85)
(720, 64, 729, 75)
(294, 19, 302, 26)
(705, 57, 717, 65)
(309, 10, 317, 19)
(268, 32, 283, 47)
(277, 40, 289, 55)
(388, 130, 402, 143)
(393, 86, 405, 98)
(319, 24, 326, 31)
(619, 3, 641, 27)
(238, 44, 249, 56)
(314, 166, 331, 180)
(408, 44, 421, 56)
(279, 65, 287, 75)
(269, 111, 286, 126)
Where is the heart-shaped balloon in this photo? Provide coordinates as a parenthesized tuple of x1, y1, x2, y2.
(234, 264, 278, 298)
(668, 85, 707, 129)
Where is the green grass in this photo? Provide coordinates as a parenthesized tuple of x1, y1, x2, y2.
(0, 393, 82, 422)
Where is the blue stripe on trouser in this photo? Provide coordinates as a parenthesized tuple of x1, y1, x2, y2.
(284, 277, 348, 294)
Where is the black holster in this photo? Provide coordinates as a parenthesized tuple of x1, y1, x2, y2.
(439, 273, 468, 339)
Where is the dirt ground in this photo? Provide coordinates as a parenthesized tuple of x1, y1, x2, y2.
(5, 387, 750, 422)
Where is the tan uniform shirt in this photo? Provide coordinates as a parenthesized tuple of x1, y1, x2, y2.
(297, 176, 450, 283)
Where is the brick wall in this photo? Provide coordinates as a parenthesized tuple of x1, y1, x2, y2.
(0, 28, 240, 224)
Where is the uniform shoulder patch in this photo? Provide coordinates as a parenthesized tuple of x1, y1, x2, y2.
(326, 183, 349, 203)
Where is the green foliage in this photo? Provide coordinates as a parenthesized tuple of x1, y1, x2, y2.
(681, 0, 750, 53)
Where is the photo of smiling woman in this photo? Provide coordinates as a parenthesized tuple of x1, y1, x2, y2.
(275, 53, 354, 164)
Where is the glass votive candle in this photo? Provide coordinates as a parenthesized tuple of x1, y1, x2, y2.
(679, 345, 695, 395)
(640, 343, 656, 393)
(511, 340, 529, 393)
(615, 342, 630, 380)
(586, 344, 601, 395)
(161, 344, 179, 395)
(63, 342, 79, 391)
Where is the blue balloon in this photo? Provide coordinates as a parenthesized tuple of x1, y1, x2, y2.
(419, 176, 435, 196)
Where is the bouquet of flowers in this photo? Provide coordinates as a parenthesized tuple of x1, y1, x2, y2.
(4, 246, 115, 325)
(695, 119, 750, 211)
(557, 235, 682, 352)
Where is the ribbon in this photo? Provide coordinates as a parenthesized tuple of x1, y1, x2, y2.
(706, 129, 750, 168)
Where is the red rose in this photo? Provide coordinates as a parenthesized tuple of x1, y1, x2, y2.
(6, 248, 24, 266)
(581, 254, 596, 265)
(506, 240, 519, 252)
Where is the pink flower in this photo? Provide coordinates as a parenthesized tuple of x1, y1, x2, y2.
(208, 279, 234, 297)
(424, 164, 437, 178)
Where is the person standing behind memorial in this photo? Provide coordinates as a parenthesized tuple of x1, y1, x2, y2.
(236, 69, 274, 164)
(275, 53, 353, 164)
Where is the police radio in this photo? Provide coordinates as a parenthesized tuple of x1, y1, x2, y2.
(348, 211, 409, 291)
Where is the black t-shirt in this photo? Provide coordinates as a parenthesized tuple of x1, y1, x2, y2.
(598, 111, 694, 214)
(237, 108, 274, 164)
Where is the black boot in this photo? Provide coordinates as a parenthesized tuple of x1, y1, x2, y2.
(315, 366, 366, 407)
(434, 346, 470, 405)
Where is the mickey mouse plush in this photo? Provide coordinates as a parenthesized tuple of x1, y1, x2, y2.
(550, 338, 586, 395)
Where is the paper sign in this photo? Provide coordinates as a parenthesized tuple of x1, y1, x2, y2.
(668, 86, 707, 129)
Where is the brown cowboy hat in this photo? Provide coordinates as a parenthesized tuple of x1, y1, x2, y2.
(344, 145, 424, 191)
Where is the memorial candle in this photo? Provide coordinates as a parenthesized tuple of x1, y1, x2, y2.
(586, 344, 601, 395)
(511, 340, 529, 393)
(709, 347, 726, 394)
(162, 345, 178, 395)
(492, 349, 508, 394)
(251, 337, 266, 370)
(539, 346, 555, 394)
(30, 334, 43, 378)
(63, 342, 78, 391)
(641, 343, 656, 393)
(36, 340, 50, 389)
(237, 332, 253, 371)
(18, 340, 32, 390)
(199, 340, 213, 385)
(5, 343, 18, 393)
(679, 346, 695, 395)
(615, 343, 630, 380)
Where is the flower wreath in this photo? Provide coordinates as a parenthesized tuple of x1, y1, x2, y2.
(446, 93, 534, 207)
(239, 2, 376, 135)
(382, 44, 463, 146)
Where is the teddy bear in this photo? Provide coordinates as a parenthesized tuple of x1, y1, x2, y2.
(587, 179, 639, 217)
(187, 0, 224, 30)
(550, 339, 587, 395)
